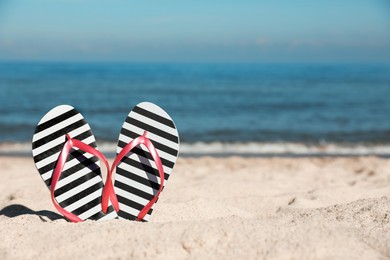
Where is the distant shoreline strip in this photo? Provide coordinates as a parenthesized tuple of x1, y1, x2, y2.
(3, 142, 390, 157)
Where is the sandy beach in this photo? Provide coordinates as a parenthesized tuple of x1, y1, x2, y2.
(0, 155, 389, 259)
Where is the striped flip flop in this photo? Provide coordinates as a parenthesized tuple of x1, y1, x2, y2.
(106, 102, 179, 221)
(32, 105, 117, 222)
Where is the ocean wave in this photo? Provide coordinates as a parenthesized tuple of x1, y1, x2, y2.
(2, 141, 390, 157)
(179, 142, 390, 156)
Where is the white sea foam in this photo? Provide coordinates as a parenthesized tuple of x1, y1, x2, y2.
(180, 142, 390, 156)
(2, 141, 390, 156)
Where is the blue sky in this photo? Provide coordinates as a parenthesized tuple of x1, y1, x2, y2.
(0, 0, 389, 62)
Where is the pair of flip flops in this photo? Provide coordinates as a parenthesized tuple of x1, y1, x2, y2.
(32, 102, 179, 222)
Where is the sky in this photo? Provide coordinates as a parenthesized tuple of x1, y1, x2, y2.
(0, 0, 389, 62)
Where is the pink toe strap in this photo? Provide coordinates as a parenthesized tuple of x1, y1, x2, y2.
(102, 131, 165, 221)
(51, 134, 113, 222)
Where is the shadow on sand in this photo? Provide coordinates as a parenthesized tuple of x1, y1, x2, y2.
(0, 204, 63, 221)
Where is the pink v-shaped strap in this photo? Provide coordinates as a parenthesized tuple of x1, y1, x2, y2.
(50, 134, 114, 223)
(102, 131, 165, 221)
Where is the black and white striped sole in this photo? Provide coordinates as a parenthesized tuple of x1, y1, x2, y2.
(32, 105, 118, 221)
(114, 102, 180, 221)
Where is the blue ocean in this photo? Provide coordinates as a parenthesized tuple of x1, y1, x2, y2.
(1, 62, 390, 148)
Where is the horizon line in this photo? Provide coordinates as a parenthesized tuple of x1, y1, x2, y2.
(0, 59, 389, 65)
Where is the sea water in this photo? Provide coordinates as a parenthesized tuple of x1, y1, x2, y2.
(1, 62, 390, 155)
